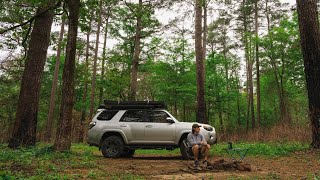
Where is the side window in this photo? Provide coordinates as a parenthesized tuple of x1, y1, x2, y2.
(97, 110, 118, 121)
(120, 110, 145, 122)
(147, 111, 169, 123)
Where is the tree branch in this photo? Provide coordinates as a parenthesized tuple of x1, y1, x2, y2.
(0, 1, 62, 35)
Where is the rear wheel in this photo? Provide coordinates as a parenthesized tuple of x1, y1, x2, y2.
(101, 136, 124, 158)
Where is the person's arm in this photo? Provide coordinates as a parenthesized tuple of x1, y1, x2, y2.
(200, 133, 207, 145)
(187, 133, 198, 146)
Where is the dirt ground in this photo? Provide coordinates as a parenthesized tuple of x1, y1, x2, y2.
(96, 150, 320, 179)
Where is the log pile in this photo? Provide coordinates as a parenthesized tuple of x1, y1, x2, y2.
(209, 159, 251, 171)
(188, 158, 251, 172)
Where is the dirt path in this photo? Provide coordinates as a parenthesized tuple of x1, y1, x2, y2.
(95, 150, 320, 179)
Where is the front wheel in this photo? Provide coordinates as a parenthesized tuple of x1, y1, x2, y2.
(101, 136, 124, 158)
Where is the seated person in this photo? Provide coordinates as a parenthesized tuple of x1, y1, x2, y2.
(187, 123, 211, 168)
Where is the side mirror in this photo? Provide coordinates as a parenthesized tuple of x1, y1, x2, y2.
(166, 117, 175, 123)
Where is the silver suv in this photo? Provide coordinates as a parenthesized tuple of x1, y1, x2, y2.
(87, 101, 217, 159)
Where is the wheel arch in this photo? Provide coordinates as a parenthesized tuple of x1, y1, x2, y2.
(178, 133, 189, 146)
(99, 131, 127, 148)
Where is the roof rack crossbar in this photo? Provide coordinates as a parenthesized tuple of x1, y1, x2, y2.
(102, 100, 166, 110)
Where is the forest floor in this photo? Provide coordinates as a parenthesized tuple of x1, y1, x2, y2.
(1, 143, 320, 179)
(89, 149, 320, 179)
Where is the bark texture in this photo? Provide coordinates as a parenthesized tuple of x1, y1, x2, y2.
(296, 0, 320, 149)
(195, 0, 207, 124)
(8, 4, 54, 148)
(44, 16, 65, 142)
(54, 0, 80, 151)
(129, 0, 143, 101)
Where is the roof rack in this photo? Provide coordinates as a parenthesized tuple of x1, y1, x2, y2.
(102, 100, 167, 110)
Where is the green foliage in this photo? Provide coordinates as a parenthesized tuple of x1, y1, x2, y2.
(213, 142, 309, 157)
(258, 13, 306, 126)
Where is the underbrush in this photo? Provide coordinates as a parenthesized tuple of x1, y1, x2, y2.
(0, 142, 313, 179)
(212, 141, 309, 157)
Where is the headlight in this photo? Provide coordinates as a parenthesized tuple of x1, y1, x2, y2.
(203, 125, 213, 131)
(89, 121, 96, 129)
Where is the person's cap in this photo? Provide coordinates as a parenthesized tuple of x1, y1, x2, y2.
(192, 124, 201, 129)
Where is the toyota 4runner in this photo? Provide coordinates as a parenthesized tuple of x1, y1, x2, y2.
(87, 100, 217, 159)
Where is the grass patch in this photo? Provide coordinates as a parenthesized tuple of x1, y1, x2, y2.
(0, 143, 137, 179)
(135, 149, 180, 155)
(213, 142, 309, 157)
(134, 142, 309, 157)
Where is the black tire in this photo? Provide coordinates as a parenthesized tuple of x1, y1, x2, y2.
(101, 136, 124, 158)
(121, 149, 135, 158)
(180, 139, 193, 160)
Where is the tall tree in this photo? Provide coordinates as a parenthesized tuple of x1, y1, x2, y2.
(44, 15, 65, 142)
(195, 0, 207, 124)
(296, 0, 320, 149)
(53, 0, 80, 151)
(99, 8, 111, 103)
(89, 0, 103, 119)
(129, 0, 143, 101)
(8, 2, 55, 148)
(255, 0, 260, 127)
(79, 8, 93, 143)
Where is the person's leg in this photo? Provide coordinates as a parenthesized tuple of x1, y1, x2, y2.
(201, 144, 211, 167)
(203, 144, 211, 161)
(192, 145, 199, 160)
(192, 145, 199, 166)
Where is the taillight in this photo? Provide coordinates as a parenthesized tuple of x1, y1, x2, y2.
(89, 121, 96, 129)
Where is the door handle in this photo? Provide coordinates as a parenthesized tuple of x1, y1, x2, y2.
(120, 124, 127, 127)
(145, 125, 152, 128)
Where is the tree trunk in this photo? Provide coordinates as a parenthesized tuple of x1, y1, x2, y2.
(223, 30, 229, 123)
(89, 0, 103, 119)
(218, 97, 224, 132)
(44, 16, 65, 142)
(129, 0, 143, 101)
(296, 0, 320, 149)
(99, 8, 111, 104)
(8, 4, 54, 149)
(242, 0, 250, 132)
(53, 0, 80, 151)
(255, 0, 261, 127)
(236, 75, 241, 126)
(202, 0, 207, 64)
(78, 14, 92, 143)
(195, 0, 207, 124)
(248, 35, 255, 129)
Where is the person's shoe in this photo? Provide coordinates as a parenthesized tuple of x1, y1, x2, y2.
(203, 160, 208, 168)
(194, 160, 199, 167)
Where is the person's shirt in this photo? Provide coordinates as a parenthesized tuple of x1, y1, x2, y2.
(187, 132, 206, 146)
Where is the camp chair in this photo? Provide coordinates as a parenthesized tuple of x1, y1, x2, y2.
(224, 142, 249, 161)
(182, 139, 203, 160)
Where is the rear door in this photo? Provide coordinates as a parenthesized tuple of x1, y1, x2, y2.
(144, 110, 176, 144)
(119, 110, 146, 143)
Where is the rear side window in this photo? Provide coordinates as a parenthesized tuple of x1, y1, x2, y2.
(97, 110, 118, 121)
(120, 110, 145, 122)
(146, 111, 169, 123)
